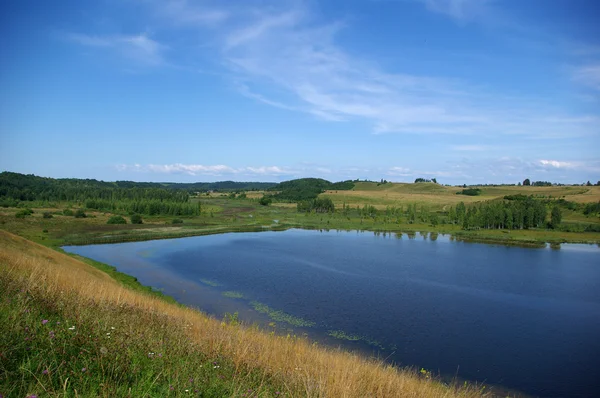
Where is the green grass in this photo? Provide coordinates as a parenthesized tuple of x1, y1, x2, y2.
(60, 250, 179, 303)
(0, 272, 287, 397)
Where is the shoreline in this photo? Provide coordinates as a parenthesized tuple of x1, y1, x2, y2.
(58, 222, 600, 248)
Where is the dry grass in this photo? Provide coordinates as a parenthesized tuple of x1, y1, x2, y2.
(0, 230, 489, 397)
(323, 183, 600, 211)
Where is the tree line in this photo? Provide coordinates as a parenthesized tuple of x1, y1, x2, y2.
(269, 178, 355, 202)
(85, 199, 201, 216)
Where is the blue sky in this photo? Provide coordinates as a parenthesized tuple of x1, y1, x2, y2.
(1, 0, 599, 184)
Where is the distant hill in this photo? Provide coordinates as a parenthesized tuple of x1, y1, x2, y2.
(0, 172, 357, 203)
(0, 171, 277, 202)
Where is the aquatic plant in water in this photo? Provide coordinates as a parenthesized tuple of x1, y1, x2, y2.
(250, 301, 315, 327)
(222, 291, 244, 299)
(199, 278, 222, 287)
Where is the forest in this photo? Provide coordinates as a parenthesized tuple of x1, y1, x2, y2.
(269, 178, 355, 201)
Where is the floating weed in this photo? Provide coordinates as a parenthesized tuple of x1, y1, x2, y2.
(222, 291, 244, 299)
(250, 301, 315, 327)
(327, 330, 361, 341)
(328, 329, 386, 350)
(199, 278, 222, 287)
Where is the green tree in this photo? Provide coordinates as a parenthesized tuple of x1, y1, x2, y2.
(523, 178, 531, 186)
(259, 195, 272, 206)
(130, 214, 143, 224)
(550, 206, 562, 229)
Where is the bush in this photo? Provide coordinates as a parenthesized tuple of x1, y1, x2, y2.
(107, 215, 127, 225)
(259, 196, 272, 206)
(457, 188, 481, 196)
(0, 198, 19, 208)
(171, 218, 184, 224)
(130, 214, 143, 224)
(43, 212, 53, 219)
(63, 209, 74, 216)
(74, 209, 87, 218)
(15, 209, 34, 218)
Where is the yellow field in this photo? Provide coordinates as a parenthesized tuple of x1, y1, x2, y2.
(322, 182, 600, 211)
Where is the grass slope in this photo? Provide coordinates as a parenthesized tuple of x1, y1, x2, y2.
(0, 231, 488, 397)
(323, 182, 600, 211)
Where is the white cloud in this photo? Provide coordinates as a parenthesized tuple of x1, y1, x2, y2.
(75, 1, 599, 138)
(539, 160, 575, 169)
(572, 64, 600, 91)
(117, 163, 295, 176)
(206, 3, 598, 138)
(421, 0, 494, 21)
(538, 159, 600, 173)
(67, 33, 166, 65)
(387, 167, 412, 176)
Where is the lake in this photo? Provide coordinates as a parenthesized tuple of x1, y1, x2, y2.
(63, 229, 600, 397)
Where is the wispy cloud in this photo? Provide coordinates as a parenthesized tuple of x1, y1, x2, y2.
(67, 33, 166, 65)
(159, 0, 229, 26)
(72, 1, 599, 138)
(116, 163, 295, 176)
(539, 159, 600, 173)
(213, 5, 599, 137)
(572, 64, 600, 91)
(420, 0, 495, 22)
(386, 166, 471, 179)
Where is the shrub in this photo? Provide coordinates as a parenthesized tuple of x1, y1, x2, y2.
(259, 195, 272, 206)
(171, 218, 184, 224)
(63, 209, 74, 216)
(130, 214, 143, 224)
(107, 215, 127, 225)
(15, 209, 34, 218)
(74, 209, 87, 218)
(457, 188, 481, 196)
(0, 198, 18, 208)
(43, 212, 53, 219)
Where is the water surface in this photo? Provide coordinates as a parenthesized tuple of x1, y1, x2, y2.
(64, 229, 600, 397)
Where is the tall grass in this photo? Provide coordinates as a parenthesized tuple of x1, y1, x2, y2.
(0, 231, 488, 397)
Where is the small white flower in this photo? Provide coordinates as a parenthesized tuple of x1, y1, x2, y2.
(68, 326, 75, 330)
(111, 327, 115, 330)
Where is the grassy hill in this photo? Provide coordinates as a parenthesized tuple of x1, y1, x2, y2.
(322, 181, 600, 211)
(0, 230, 487, 397)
